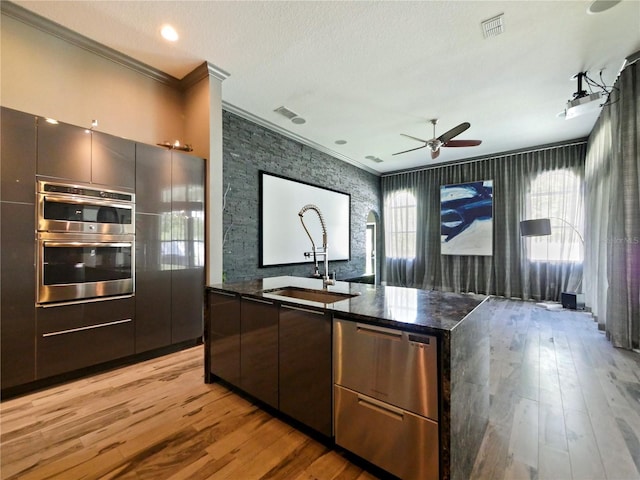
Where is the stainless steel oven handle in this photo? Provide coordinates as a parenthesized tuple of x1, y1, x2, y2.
(43, 195, 133, 209)
(43, 241, 133, 248)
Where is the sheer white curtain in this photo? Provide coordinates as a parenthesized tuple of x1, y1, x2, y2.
(585, 58, 640, 350)
(522, 167, 584, 300)
(381, 143, 586, 301)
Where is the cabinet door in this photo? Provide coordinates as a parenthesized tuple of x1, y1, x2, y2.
(241, 297, 279, 408)
(170, 151, 205, 343)
(208, 291, 241, 385)
(36, 117, 91, 182)
(1, 107, 36, 203)
(0, 202, 36, 389)
(37, 297, 135, 379)
(91, 131, 135, 190)
(279, 305, 332, 436)
(135, 213, 171, 353)
(135, 143, 171, 214)
(171, 268, 204, 343)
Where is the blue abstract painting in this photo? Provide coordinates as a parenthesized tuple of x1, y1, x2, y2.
(440, 180, 493, 256)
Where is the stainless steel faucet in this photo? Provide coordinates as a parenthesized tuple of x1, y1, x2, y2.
(298, 204, 335, 287)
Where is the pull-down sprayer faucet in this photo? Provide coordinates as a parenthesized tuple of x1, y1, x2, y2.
(298, 204, 335, 287)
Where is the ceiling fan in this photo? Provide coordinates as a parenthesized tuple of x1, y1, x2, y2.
(393, 119, 482, 160)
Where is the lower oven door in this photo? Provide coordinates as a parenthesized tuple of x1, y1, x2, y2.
(37, 232, 134, 305)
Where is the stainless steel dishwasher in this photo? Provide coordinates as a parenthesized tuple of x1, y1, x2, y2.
(333, 318, 439, 480)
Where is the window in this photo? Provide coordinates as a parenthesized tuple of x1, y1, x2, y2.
(385, 189, 417, 259)
(527, 169, 584, 262)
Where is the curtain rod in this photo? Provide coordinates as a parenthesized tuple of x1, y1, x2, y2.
(381, 138, 588, 177)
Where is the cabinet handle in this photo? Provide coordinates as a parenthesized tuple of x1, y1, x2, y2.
(281, 305, 324, 315)
(241, 296, 273, 305)
(355, 323, 403, 340)
(38, 294, 134, 308)
(42, 318, 132, 337)
(213, 291, 236, 297)
(357, 395, 404, 421)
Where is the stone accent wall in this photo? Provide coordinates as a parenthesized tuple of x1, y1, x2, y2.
(222, 110, 381, 283)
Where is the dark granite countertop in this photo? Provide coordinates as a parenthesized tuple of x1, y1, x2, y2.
(207, 276, 487, 334)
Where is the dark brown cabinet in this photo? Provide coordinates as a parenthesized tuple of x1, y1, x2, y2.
(1, 107, 36, 203)
(240, 297, 279, 409)
(206, 292, 335, 436)
(279, 305, 333, 436)
(135, 143, 171, 214)
(36, 117, 91, 182)
(135, 213, 172, 352)
(36, 117, 135, 189)
(135, 145, 204, 352)
(36, 297, 135, 379)
(170, 150, 205, 344)
(0, 107, 37, 390)
(0, 203, 36, 389)
(91, 131, 135, 190)
(208, 291, 241, 385)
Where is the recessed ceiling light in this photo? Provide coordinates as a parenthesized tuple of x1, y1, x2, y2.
(335, 140, 347, 145)
(291, 117, 306, 125)
(45, 118, 58, 124)
(161, 25, 179, 42)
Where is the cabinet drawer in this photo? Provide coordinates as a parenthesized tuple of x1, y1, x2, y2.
(37, 297, 135, 378)
(334, 385, 439, 480)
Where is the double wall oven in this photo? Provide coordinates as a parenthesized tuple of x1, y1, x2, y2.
(36, 180, 135, 305)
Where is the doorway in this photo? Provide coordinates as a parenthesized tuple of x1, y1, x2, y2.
(366, 210, 377, 281)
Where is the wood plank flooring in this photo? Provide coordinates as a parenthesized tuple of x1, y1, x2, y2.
(471, 297, 640, 480)
(2, 297, 640, 480)
(0, 348, 375, 480)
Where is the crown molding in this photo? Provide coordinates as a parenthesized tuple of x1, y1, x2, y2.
(1, 1, 227, 90)
(181, 62, 231, 90)
(221, 102, 379, 176)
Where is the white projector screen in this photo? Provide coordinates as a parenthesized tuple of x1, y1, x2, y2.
(260, 171, 351, 267)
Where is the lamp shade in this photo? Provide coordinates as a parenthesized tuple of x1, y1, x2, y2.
(520, 218, 552, 237)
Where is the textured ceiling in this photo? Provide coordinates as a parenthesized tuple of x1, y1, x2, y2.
(13, 0, 640, 174)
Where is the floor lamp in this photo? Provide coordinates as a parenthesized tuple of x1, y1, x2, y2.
(519, 218, 585, 310)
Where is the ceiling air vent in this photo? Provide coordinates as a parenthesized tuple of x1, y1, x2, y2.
(274, 106, 298, 120)
(481, 14, 504, 39)
(365, 155, 383, 163)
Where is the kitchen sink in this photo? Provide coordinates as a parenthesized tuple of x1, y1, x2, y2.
(262, 286, 358, 304)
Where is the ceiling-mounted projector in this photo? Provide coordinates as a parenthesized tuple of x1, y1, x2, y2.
(565, 91, 603, 119)
(562, 72, 605, 120)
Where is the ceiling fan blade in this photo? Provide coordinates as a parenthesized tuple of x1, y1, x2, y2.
(392, 144, 428, 156)
(431, 148, 441, 160)
(400, 133, 429, 143)
(438, 122, 470, 144)
(443, 139, 482, 147)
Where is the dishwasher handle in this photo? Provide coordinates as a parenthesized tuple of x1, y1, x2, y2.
(357, 394, 405, 421)
(356, 323, 403, 340)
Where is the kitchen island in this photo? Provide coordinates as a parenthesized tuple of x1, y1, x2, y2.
(205, 276, 491, 480)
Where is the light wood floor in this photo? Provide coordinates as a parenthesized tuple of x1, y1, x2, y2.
(1, 297, 639, 480)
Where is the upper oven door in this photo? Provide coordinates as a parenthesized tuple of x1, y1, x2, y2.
(37, 181, 134, 235)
